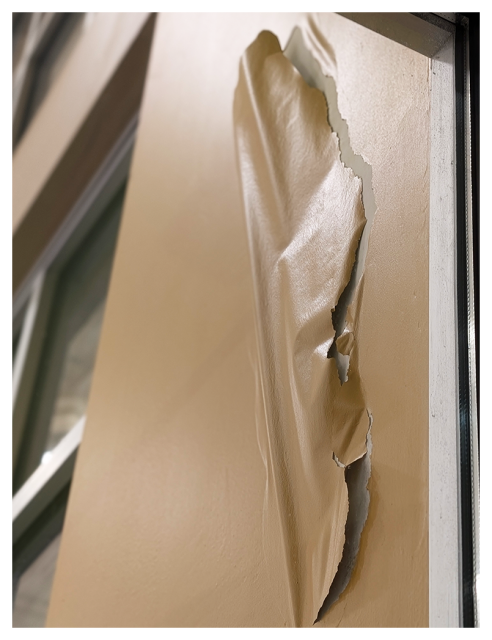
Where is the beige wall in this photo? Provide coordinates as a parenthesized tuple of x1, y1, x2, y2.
(46, 13, 429, 627)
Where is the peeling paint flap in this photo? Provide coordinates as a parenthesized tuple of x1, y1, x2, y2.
(233, 27, 373, 627)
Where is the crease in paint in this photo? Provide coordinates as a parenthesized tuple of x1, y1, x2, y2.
(233, 23, 374, 626)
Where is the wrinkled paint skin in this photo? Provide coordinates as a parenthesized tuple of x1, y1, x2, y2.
(233, 30, 371, 626)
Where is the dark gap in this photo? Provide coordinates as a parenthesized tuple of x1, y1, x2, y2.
(327, 239, 362, 384)
(13, 482, 71, 606)
(463, 12, 479, 455)
(455, 15, 476, 628)
(314, 432, 371, 624)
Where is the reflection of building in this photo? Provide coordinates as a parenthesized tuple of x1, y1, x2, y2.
(12, 13, 479, 628)
(12, 13, 155, 627)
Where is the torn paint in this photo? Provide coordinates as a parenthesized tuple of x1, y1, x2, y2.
(233, 28, 372, 626)
(284, 22, 377, 383)
(284, 25, 376, 618)
(316, 419, 373, 622)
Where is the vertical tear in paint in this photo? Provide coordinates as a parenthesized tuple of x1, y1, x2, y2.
(233, 26, 373, 626)
(285, 23, 376, 622)
(284, 23, 377, 385)
(316, 420, 373, 622)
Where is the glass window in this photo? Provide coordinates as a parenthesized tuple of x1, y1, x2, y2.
(13, 533, 61, 627)
(12, 300, 27, 369)
(13, 186, 125, 492)
(13, 482, 71, 628)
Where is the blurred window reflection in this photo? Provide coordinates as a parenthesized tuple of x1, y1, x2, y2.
(13, 187, 125, 492)
(13, 13, 32, 72)
(13, 13, 84, 147)
(12, 534, 61, 627)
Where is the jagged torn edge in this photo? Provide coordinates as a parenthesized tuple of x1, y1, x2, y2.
(316, 417, 373, 623)
(284, 27, 377, 623)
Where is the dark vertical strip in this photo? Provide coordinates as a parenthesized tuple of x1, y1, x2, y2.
(13, 483, 71, 612)
(464, 13, 480, 449)
(455, 17, 476, 628)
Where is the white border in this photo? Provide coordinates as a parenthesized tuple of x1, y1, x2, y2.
(429, 35, 461, 627)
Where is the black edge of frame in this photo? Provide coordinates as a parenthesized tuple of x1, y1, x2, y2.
(465, 13, 479, 444)
(389, 11, 480, 626)
(455, 14, 478, 628)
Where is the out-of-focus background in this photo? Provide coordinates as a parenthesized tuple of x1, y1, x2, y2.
(12, 13, 154, 627)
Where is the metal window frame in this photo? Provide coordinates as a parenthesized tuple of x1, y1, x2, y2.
(339, 12, 479, 628)
(12, 115, 137, 544)
(11, 10, 158, 625)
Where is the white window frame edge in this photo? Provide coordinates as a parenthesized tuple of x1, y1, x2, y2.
(429, 35, 461, 627)
(13, 417, 85, 544)
(339, 12, 477, 628)
(12, 112, 137, 544)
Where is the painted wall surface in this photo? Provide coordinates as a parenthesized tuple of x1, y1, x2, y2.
(47, 13, 429, 627)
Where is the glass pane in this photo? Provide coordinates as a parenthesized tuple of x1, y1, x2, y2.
(13, 188, 124, 490)
(13, 299, 28, 370)
(12, 533, 61, 628)
(13, 328, 22, 368)
(44, 300, 105, 456)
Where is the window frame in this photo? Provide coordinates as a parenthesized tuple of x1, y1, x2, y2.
(12, 114, 137, 544)
(339, 12, 479, 627)
(12, 11, 155, 627)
